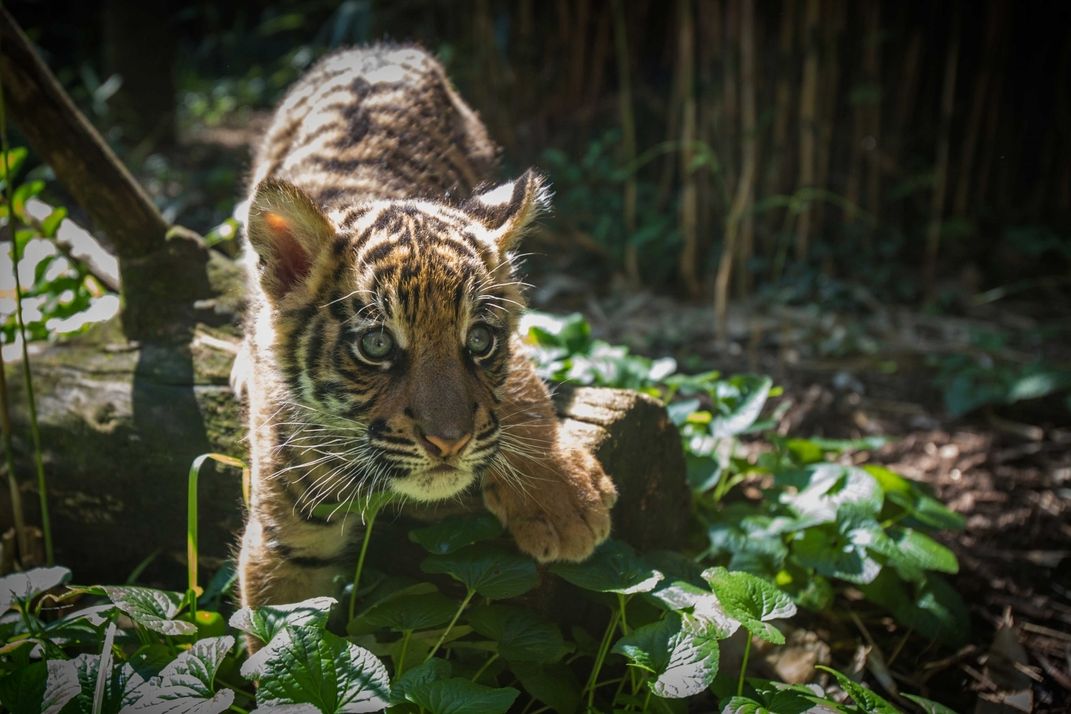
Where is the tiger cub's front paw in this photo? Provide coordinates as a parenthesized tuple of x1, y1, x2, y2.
(483, 447, 617, 563)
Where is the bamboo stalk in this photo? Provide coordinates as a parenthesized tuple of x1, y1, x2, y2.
(677, 0, 701, 297)
(763, 0, 795, 257)
(924, 11, 960, 298)
(953, 0, 1002, 217)
(611, 0, 640, 284)
(812, 0, 844, 248)
(863, 1, 882, 224)
(715, 0, 757, 341)
(793, 0, 820, 262)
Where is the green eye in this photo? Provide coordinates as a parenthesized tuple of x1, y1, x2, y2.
(466, 324, 495, 357)
(359, 329, 395, 361)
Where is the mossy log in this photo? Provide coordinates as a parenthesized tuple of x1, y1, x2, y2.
(0, 254, 689, 585)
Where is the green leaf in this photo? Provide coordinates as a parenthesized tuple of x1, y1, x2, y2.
(0, 147, 28, 185)
(865, 465, 965, 531)
(421, 543, 538, 600)
(403, 678, 519, 714)
(710, 376, 771, 437)
(409, 512, 503, 554)
(548, 539, 663, 594)
(903, 693, 959, 714)
(39, 207, 67, 239)
(791, 524, 883, 585)
(778, 464, 883, 524)
(872, 528, 958, 577)
(127, 636, 234, 713)
(0, 567, 71, 612)
(817, 666, 899, 714)
(645, 580, 739, 637)
(228, 596, 335, 645)
(95, 586, 196, 636)
(64, 654, 145, 714)
(12, 180, 45, 221)
(510, 661, 581, 714)
(701, 568, 796, 645)
(389, 658, 451, 706)
(859, 571, 969, 647)
(249, 625, 390, 713)
(466, 605, 569, 663)
(356, 592, 457, 632)
(612, 612, 722, 699)
(0, 660, 80, 714)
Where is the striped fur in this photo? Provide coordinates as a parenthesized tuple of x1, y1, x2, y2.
(236, 46, 617, 616)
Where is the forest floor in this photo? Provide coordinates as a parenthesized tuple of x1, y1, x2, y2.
(523, 255, 1071, 713)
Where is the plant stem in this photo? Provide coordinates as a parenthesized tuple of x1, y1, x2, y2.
(425, 588, 475, 662)
(584, 608, 622, 711)
(471, 652, 499, 683)
(618, 593, 639, 694)
(736, 635, 752, 697)
(0, 72, 50, 565)
(395, 629, 412, 677)
(0, 350, 28, 561)
(348, 501, 382, 622)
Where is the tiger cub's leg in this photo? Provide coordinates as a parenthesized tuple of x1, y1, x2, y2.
(481, 351, 618, 562)
(237, 512, 351, 612)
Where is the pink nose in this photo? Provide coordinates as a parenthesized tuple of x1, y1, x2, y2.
(421, 432, 472, 458)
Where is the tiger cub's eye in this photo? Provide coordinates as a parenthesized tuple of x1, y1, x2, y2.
(358, 329, 395, 361)
(466, 324, 495, 357)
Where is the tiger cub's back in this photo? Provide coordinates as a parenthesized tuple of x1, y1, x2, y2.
(251, 45, 497, 210)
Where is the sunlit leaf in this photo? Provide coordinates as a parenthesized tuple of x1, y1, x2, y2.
(549, 539, 662, 595)
(612, 612, 722, 699)
(701, 568, 796, 645)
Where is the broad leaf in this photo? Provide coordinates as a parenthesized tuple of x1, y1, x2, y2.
(792, 525, 883, 586)
(403, 678, 519, 714)
(860, 571, 969, 647)
(389, 659, 451, 706)
(229, 596, 335, 645)
(866, 466, 964, 530)
(95, 586, 196, 636)
(0, 567, 71, 612)
(549, 540, 663, 595)
(128, 635, 235, 713)
(510, 661, 581, 714)
(63, 654, 146, 714)
(612, 612, 722, 699)
(409, 513, 503, 554)
(646, 580, 739, 637)
(701, 568, 796, 645)
(466, 605, 569, 663)
(778, 465, 883, 524)
(421, 543, 538, 600)
(0, 659, 80, 714)
(355, 592, 456, 633)
(818, 666, 899, 714)
(879, 528, 958, 576)
(250, 625, 390, 713)
(710, 376, 772, 437)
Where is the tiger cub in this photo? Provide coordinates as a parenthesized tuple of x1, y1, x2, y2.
(236, 46, 617, 610)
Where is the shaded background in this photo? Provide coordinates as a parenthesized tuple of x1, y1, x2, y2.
(10, 0, 1071, 306)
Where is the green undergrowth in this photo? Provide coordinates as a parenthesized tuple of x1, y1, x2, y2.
(0, 312, 964, 713)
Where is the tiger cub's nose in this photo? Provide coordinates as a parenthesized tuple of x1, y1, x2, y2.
(419, 430, 472, 458)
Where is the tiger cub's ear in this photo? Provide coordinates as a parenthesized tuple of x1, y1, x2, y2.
(246, 179, 335, 300)
(466, 170, 549, 261)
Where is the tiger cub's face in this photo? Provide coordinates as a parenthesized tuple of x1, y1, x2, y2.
(246, 173, 546, 505)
